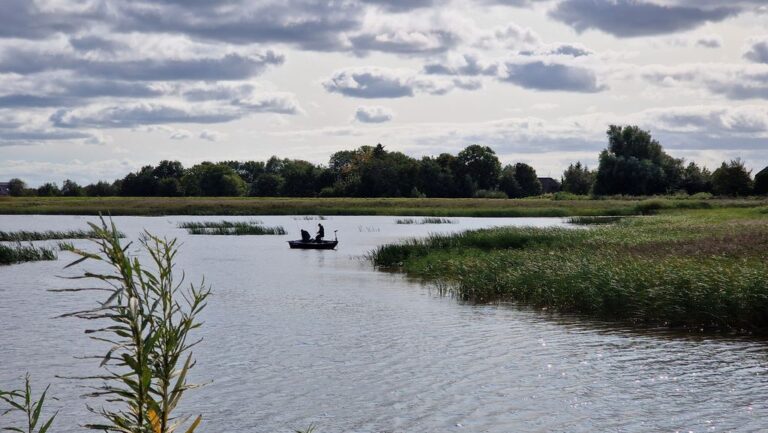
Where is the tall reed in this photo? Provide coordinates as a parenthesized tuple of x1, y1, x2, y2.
(0, 374, 57, 433)
(0, 229, 122, 242)
(59, 217, 210, 433)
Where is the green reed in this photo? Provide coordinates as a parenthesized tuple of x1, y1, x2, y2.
(179, 220, 285, 235)
(57, 217, 210, 433)
(371, 208, 768, 332)
(395, 217, 457, 224)
(0, 374, 57, 433)
(0, 243, 56, 265)
(567, 216, 624, 225)
(0, 229, 122, 242)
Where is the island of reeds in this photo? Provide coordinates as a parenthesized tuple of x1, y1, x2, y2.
(395, 217, 456, 224)
(178, 220, 286, 235)
(0, 243, 56, 265)
(0, 229, 120, 241)
(370, 207, 768, 333)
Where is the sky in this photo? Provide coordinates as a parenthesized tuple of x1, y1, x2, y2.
(1, 0, 767, 185)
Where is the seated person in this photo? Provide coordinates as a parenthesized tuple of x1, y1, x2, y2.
(300, 229, 311, 242)
(315, 223, 325, 242)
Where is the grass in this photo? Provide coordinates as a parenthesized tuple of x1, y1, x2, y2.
(179, 220, 286, 235)
(0, 229, 121, 241)
(1, 196, 765, 217)
(371, 207, 768, 333)
(0, 243, 56, 265)
(395, 217, 457, 224)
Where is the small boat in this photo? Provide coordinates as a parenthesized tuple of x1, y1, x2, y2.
(288, 231, 338, 250)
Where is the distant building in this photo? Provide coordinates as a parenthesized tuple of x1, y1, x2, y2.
(0, 182, 10, 196)
(538, 177, 561, 194)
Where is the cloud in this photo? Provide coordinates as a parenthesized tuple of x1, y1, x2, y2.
(641, 63, 768, 100)
(423, 54, 499, 76)
(350, 29, 460, 55)
(199, 129, 225, 141)
(696, 36, 722, 48)
(323, 67, 470, 98)
(234, 93, 304, 115)
(550, 0, 739, 37)
(744, 36, 768, 63)
(354, 106, 394, 123)
(501, 61, 606, 92)
(0, 49, 284, 81)
(50, 103, 243, 128)
(0, 111, 101, 147)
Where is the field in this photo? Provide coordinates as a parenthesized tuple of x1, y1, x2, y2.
(371, 206, 768, 333)
(0, 196, 766, 217)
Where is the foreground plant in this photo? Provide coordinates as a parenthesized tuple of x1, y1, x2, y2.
(0, 374, 57, 433)
(60, 217, 210, 433)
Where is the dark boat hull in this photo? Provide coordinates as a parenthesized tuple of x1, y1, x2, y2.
(288, 240, 338, 250)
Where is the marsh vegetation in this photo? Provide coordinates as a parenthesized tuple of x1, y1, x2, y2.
(0, 229, 119, 241)
(0, 243, 56, 265)
(372, 207, 768, 332)
(395, 217, 457, 224)
(178, 220, 286, 235)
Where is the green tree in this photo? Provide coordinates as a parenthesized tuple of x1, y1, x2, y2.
(513, 163, 542, 197)
(182, 163, 246, 196)
(8, 178, 26, 196)
(152, 160, 184, 179)
(593, 125, 674, 196)
(61, 179, 85, 197)
(156, 177, 184, 196)
(561, 162, 594, 195)
(250, 173, 283, 196)
(754, 166, 768, 195)
(499, 165, 522, 198)
(679, 162, 712, 194)
(455, 145, 501, 191)
(37, 182, 61, 197)
(712, 159, 753, 196)
(85, 181, 116, 197)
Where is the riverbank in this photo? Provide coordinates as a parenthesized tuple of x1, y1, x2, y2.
(371, 206, 768, 333)
(0, 196, 765, 217)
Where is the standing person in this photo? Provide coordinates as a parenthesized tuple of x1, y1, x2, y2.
(315, 223, 325, 242)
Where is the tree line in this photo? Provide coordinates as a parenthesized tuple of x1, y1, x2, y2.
(6, 125, 768, 198)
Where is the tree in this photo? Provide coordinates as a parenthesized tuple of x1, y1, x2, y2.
(679, 162, 712, 194)
(120, 166, 158, 196)
(37, 182, 61, 197)
(8, 178, 27, 196)
(455, 145, 501, 191)
(152, 160, 184, 179)
(61, 179, 85, 197)
(279, 159, 319, 197)
(561, 162, 594, 195)
(499, 165, 522, 198)
(754, 166, 768, 195)
(593, 125, 674, 196)
(85, 181, 116, 197)
(712, 159, 753, 196)
(156, 177, 183, 196)
(513, 163, 542, 197)
(250, 173, 283, 196)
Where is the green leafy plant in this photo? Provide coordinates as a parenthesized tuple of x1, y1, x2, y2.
(60, 217, 210, 433)
(0, 374, 57, 433)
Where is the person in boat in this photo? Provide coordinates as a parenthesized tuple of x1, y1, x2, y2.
(300, 229, 311, 242)
(315, 223, 325, 242)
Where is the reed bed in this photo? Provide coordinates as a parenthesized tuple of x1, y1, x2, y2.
(179, 220, 285, 235)
(0, 243, 56, 265)
(395, 217, 457, 224)
(567, 216, 624, 225)
(0, 229, 118, 241)
(292, 215, 327, 220)
(371, 207, 768, 332)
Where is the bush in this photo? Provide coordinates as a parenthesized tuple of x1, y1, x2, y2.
(474, 189, 508, 199)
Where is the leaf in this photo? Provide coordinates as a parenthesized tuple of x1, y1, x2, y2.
(37, 412, 57, 433)
(183, 415, 202, 433)
(147, 409, 161, 433)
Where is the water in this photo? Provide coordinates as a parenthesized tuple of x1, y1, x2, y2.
(1, 215, 767, 433)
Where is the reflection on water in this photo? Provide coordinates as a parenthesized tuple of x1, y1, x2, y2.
(1, 215, 767, 433)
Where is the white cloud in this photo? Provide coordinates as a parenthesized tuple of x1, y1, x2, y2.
(354, 105, 394, 123)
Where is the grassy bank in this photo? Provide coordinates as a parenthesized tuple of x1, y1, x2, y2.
(0, 196, 765, 217)
(371, 207, 768, 333)
(0, 243, 56, 265)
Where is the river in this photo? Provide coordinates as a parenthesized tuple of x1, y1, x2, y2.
(1, 215, 767, 432)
